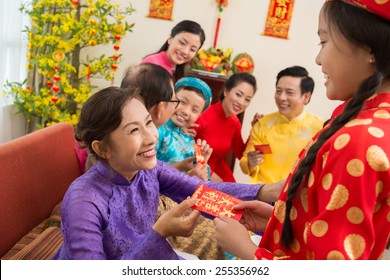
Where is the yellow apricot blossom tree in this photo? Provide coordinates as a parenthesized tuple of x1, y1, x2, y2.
(5, 0, 135, 131)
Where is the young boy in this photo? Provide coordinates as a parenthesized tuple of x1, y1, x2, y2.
(156, 76, 221, 182)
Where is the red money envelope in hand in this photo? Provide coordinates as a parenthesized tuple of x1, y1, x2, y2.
(194, 143, 206, 167)
(191, 184, 244, 221)
(254, 144, 272, 154)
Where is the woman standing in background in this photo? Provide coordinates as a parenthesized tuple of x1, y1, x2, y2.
(194, 72, 257, 182)
(142, 20, 205, 81)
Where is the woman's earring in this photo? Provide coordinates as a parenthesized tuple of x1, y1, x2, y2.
(369, 58, 375, 64)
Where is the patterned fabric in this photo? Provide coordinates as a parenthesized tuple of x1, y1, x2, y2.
(157, 119, 211, 179)
(1, 202, 62, 260)
(194, 101, 245, 182)
(142, 51, 173, 75)
(53, 160, 262, 259)
(240, 111, 324, 183)
(10, 227, 63, 260)
(256, 92, 390, 259)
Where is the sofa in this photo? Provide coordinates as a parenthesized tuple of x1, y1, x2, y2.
(0, 122, 82, 259)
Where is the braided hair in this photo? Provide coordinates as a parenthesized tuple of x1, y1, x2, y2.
(281, 0, 390, 248)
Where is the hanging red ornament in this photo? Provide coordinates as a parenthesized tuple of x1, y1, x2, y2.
(46, 80, 53, 87)
(54, 65, 60, 71)
(115, 35, 121, 41)
(213, 7, 223, 48)
(53, 74, 60, 82)
(112, 54, 119, 60)
(51, 96, 59, 103)
(114, 44, 120, 51)
(87, 66, 91, 83)
(71, 0, 79, 6)
(111, 64, 118, 70)
(215, 0, 228, 8)
(52, 85, 60, 93)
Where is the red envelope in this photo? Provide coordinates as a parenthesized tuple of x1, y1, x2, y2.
(254, 144, 272, 154)
(191, 184, 244, 221)
(194, 143, 206, 167)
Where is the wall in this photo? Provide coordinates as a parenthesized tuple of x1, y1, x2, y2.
(5, 0, 341, 183)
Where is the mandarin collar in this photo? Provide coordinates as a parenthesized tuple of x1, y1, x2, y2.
(166, 119, 182, 132)
(95, 161, 134, 186)
(331, 92, 390, 119)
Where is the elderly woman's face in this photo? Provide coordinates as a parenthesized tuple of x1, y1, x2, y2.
(105, 98, 159, 180)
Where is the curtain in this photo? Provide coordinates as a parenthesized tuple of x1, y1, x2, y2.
(0, 0, 29, 143)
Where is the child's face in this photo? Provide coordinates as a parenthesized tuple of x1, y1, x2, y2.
(315, 7, 375, 101)
(171, 89, 206, 129)
(105, 98, 159, 180)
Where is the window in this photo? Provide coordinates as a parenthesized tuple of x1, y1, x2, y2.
(0, 0, 29, 142)
(1, 0, 29, 104)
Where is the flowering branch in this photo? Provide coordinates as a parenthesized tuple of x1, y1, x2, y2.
(4, 0, 135, 132)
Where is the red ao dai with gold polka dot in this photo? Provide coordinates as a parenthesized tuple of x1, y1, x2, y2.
(256, 92, 390, 260)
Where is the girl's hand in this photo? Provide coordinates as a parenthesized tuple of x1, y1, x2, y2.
(214, 215, 259, 260)
(233, 200, 274, 232)
(153, 197, 200, 238)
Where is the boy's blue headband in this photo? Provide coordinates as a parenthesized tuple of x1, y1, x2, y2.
(174, 77, 212, 111)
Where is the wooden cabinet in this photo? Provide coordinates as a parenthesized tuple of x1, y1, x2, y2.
(185, 70, 245, 173)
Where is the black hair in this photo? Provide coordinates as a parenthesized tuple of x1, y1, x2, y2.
(175, 85, 205, 100)
(76, 86, 141, 160)
(281, 0, 390, 248)
(276, 66, 315, 99)
(120, 63, 174, 110)
(219, 72, 257, 100)
(146, 20, 205, 81)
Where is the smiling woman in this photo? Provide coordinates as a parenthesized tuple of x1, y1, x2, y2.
(194, 72, 258, 182)
(51, 85, 273, 260)
(142, 20, 206, 81)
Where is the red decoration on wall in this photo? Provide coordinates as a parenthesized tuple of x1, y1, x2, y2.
(147, 0, 175, 21)
(263, 0, 295, 39)
(213, 0, 228, 48)
(215, 0, 228, 8)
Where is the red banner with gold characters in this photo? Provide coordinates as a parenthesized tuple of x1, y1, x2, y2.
(147, 0, 175, 20)
(263, 0, 295, 39)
